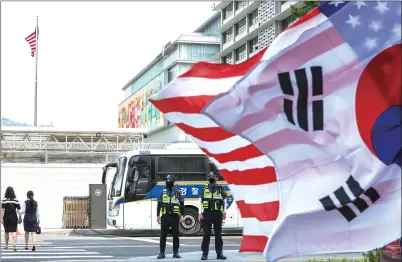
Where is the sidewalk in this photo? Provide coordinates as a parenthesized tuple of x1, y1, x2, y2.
(124, 250, 364, 262)
(1, 228, 73, 236)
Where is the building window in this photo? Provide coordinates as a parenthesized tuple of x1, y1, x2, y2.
(235, 1, 246, 11)
(249, 37, 258, 54)
(223, 27, 233, 44)
(235, 18, 247, 36)
(248, 10, 258, 27)
(223, 3, 233, 20)
(235, 44, 246, 62)
(223, 53, 233, 64)
(282, 15, 297, 31)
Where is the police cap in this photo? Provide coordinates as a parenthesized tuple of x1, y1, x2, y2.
(208, 172, 219, 179)
(165, 174, 176, 182)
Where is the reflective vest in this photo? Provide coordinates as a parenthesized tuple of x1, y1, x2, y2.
(202, 185, 224, 212)
(160, 189, 181, 216)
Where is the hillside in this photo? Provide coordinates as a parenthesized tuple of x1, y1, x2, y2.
(1, 118, 31, 127)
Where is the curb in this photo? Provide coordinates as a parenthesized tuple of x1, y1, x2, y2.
(41, 229, 74, 236)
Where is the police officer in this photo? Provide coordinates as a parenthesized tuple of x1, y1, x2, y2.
(156, 175, 185, 259)
(198, 172, 227, 260)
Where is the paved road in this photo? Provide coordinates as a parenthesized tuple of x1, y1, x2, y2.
(0, 234, 364, 262)
(0, 234, 250, 261)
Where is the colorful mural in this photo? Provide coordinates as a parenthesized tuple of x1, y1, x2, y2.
(118, 88, 144, 128)
(118, 74, 165, 131)
(142, 75, 164, 131)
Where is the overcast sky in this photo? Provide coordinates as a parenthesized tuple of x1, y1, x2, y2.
(1, 1, 217, 128)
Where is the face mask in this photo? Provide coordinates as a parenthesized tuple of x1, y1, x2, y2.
(208, 178, 216, 184)
(166, 181, 174, 189)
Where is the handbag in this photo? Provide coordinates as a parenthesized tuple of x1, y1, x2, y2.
(36, 225, 41, 234)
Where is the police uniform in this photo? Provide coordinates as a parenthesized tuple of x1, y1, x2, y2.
(199, 173, 227, 260)
(156, 175, 184, 259)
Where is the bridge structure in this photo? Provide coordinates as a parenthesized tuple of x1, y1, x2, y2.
(0, 127, 162, 164)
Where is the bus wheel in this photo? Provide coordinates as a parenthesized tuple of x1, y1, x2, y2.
(179, 207, 200, 236)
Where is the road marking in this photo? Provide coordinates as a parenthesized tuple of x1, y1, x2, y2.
(52, 258, 129, 262)
(7, 246, 74, 249)
(2, 252, 100, 255)
(123, 237, 191, 246)
(0, 255, 114, 259)
(2, 249, 88, 252)
(59, 243, 240, 249)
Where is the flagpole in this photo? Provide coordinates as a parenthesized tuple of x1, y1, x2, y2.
(34, 16, 39, 127)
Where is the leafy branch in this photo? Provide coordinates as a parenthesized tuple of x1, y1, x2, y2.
(290, 1, 321, 18)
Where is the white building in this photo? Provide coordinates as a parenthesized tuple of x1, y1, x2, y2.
(118, 12, 222, 143)
(213, 0, 302, 64)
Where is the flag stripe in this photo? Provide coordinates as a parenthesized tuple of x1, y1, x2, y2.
(179, 47, 267, 79)
(242, 219, 275, 236)
(164, 112, 217, 128)
(236, 200, 280, 221)
(211, 155, 272, 172)
(239, 235, 268, 252)
(151, 96, 216, 114)
(231, 183, 279, 204)
(200, 143, 263, 164)
(221, 167, 277, 185)
(154, 77, 242, 100)
(176, 124, 235, 142)
(189, 133, 251, 155)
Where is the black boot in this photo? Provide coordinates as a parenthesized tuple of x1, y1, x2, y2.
(217, 252, 227, 260)
(157, 252, 165, 259)
(201, 253, 208, 260)
(173, 252, 181, 258)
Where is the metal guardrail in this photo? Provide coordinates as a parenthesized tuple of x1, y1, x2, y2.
(62, 196, 90, 229)
(1, 141, 175, 152)
(0, 142, 177, 164)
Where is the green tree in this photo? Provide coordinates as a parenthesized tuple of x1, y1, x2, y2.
(290, 1, 320, 18)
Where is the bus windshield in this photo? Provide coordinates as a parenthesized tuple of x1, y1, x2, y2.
(110, 156, 127, 197)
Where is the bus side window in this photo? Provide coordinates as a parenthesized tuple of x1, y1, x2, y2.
(157, 156, 206, 182)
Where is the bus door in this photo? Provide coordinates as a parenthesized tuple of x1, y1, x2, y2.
(124, 155, 152, 229)
(106, 157, 126, 229)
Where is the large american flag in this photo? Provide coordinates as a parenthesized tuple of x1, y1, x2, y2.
(25, 28, 38, 57)
(149, 48, 280, 252)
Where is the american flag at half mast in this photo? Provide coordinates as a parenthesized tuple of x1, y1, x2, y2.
(149, 48, 280, 252)
(25, 28, 38, 57)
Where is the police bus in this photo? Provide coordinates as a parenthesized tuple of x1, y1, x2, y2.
(101, 142, 243, 235)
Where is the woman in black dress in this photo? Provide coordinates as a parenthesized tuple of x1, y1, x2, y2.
(21, 190, 40, 251)
(1, 186, 21, 251)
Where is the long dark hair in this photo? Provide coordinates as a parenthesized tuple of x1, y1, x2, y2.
(27, 190, 35, 207)
(27, 190, 34, 201)
(4, 187, 16, 199)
